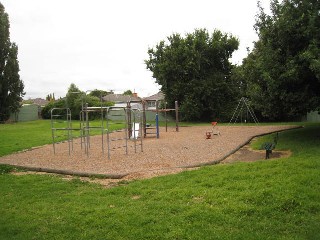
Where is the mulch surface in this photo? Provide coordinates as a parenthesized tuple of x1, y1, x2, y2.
(1, 125, 299, 181)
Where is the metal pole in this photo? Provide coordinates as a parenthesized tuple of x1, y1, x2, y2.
(127, 101, 132, 139)
(165, 101, 168, 132)
(67, 108, 71, 156)
(106, 108, 110, 160)
(175, 101, 179, 132)
(85, 103, 89, 156)
(133, 109, 137, 153)
(229, 98, 243, 125)
(156, 100, 159, 138)
(50, 108, 56, 154)
(124, 107, 128, 155)
(156, 113, 159, 139)
(243, 98, 259, 124)
(100, 92, 104, 155)
(142, 101, 146, 138)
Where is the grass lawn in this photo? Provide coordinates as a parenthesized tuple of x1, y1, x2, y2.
(0, 121, 320, 239)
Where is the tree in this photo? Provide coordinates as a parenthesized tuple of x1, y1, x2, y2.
(46, 93, 55, 102)
(123, 90, 133, 96)
(41, 98, 66, 119)
(241, 0, 320, 120)
(41, 84, 113, 120)
(145, 28, 239, 121)
(88, 89, 109, 98)
(0, 3, 25, 122)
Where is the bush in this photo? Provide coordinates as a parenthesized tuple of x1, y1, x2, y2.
(41, 99, 67, 119)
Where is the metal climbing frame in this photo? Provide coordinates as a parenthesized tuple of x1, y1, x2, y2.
(106, 107, 129, 159)
(51, 107, 74, 155)
(50, 91, 145, 159)
(129, 107, 143, 154)
(80, 103, 108, 157)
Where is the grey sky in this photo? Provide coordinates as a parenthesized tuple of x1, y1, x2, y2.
(2, 0, 270, 99)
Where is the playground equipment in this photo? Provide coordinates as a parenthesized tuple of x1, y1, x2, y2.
(128, 107, 143, 153)
(229, 97, 259, 124)
(105, 105, 143, 159)
(105, 107, 128, 159)
(50, 91, 144, 159)
(205, 131, 212, 139)
(211, 121, 221, 136)
(205, 122, 221, 139)
(50, 107, 73, 155)
(80, 103, 108, 157)
(142, 100, 179, 138)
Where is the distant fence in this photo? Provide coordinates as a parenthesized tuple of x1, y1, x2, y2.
(9, 104, 40, 122)
(307, 111, 320, 122)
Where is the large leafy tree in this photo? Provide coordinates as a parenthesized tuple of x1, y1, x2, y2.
(0, 3, 24, 122)
(88, 89, 109, 98)
(145, 29, 239, 121)
(41, 84, 113, 120)
(242, 0, 320, 120)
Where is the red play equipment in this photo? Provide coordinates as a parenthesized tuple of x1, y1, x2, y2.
(205, 121, 221, 139)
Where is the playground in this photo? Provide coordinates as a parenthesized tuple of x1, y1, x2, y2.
(0, 125, 298, 181)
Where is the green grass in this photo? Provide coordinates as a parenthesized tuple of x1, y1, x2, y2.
(0, 121, 320, 239)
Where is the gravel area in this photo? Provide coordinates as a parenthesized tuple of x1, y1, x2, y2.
(0, 125, 299, 180)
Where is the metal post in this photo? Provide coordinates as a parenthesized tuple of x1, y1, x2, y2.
(139, 109, 143, 152)
(156, 100, 159, 138)
(229, 98, 243, 125)
(101, 92, 104, 155)
(142, 101, 147, 138)
(175, 100, 179, 132)
(50, 108, 56, 154)
(133, 109, 137, 153)
(127, 101, 132, 139)
(67, 108, 71, 156)
(165, 101, 168, 132)
(106, 108, 110, 160)
(85, 103, 89, 156)
(124, 107, 128, 155)
(156, 113, 159, 139)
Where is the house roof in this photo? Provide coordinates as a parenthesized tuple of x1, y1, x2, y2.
(102, 94, 141, 102)
(31, 98, 49, 106)
(143, 92, 164, 101)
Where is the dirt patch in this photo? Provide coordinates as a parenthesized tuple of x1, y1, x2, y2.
(221, 144, 291, 164)
(2, 125, 299, 186)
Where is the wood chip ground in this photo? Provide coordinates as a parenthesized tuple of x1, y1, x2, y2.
(0, 125, 298, 183)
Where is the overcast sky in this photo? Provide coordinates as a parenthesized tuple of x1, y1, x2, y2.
(2, 0, 271, 99)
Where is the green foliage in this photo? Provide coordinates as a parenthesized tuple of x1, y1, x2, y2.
(123, 89, 133, 95)
(65, 83, 83, 119)
(41, 84, 113, 120)
(0, 3, 25, 122)
(45, 93, 55, 101)
(239, 0, 320, 121)
(0, 125, 320, 239)
(88, 89, 109, 98)
(145, 28, 240, 122)
(41, 98, 66, 119)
